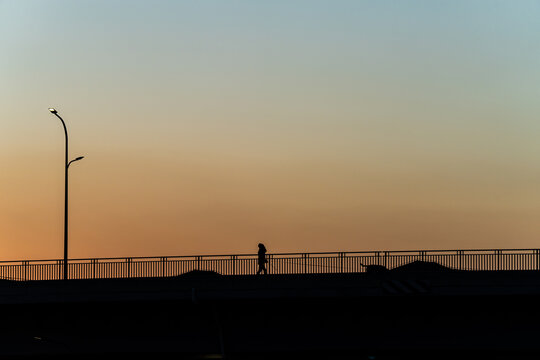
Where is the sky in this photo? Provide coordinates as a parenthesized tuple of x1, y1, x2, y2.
(1, 0, 540, 261)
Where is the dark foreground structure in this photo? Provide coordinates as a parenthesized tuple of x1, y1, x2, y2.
(1, 262, 540, 359)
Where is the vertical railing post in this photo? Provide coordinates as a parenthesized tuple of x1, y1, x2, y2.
(457, 250, 462, 271)
(92, 259, 97, 279)
(161, 257, 167, 277)
(340, 252, 344, 273)
(536, 250, 540, 271)
(384, 251, 388, 268)
(23, 261, 28, 281)
(496, 250, 500, 271)
(127, 258, 132, 278)
(231, 255, 236, 275)
(303, 253, 308, 274)
(197, 256, 201, 271)
(57, 260, 62, 280)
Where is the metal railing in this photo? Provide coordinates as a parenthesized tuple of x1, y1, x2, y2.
(0, 248, 539, 281)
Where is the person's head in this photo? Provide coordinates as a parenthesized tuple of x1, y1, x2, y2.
(258, 243, 265, 249)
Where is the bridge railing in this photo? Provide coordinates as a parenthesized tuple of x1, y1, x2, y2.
(0, 249, 539, 281)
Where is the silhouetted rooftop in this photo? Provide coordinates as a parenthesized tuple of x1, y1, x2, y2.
(392, 260, 456, 273)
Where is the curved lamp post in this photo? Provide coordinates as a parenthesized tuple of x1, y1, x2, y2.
(48, 108, 84, 280)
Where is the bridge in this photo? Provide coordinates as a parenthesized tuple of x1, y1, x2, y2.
(1, 249, 540, 359)
(2, 248, 539, 281)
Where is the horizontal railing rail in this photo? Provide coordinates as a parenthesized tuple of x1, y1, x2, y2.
(0, 249, 539, 281)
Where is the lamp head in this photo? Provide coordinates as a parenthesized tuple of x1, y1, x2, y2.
(48, 108, 57, 114)
(75, 156, 84, 161)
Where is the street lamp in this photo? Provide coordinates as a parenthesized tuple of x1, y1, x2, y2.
(48, 108, 84, 280)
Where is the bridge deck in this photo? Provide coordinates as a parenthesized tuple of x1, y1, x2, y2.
(0, 266, 539, 358)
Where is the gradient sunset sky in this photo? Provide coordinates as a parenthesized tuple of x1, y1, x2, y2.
(1, 1, 540, 260)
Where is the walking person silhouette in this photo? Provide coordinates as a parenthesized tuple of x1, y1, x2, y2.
(257, 243, 268, 275)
